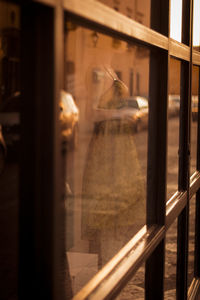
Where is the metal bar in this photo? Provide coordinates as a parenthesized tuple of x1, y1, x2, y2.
(69, 167, 200, 299)
(19, 3, 54, 299)
(146, 50, 168, 225)
(197, 68, 200, 171)
(190, 171, 200, 198)
(194, 68, 200, 278)
(72, 225, 165, 300)
(19, 2, 65, 299)
(145, 50, 168, 299)
(169, 39, 190, 61)
(178, 61, 190, 190)
(176, 1, 193, 299)
(53, 3, 71, 300)
(35, 0, 193, 62)
(177, 56, 190, 300)
(63, 0, 168, 50)
(166, 191, 187, 229)
(145, 1, 169, 299)
(165, 173, 200, 230)
(34, 0, 57, 7)
(68, 170, 199, 300)
(188, 277, 200, 299)
(150, 0, 169, 36)
(194, 190, 200, 278)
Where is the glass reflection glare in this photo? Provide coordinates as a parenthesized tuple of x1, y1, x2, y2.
(193, 0, 200, 47)
(170, 0, 182, 42)
(64, 20, 149, 295)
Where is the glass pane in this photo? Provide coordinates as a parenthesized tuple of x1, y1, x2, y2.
(164, 219, 177, 299)
(97, 0, 150, 28)
(116, 265, 145, 299)
(167, 58, 180, 199)
(193, 0, 200, 50)
(191, 66, 199, 175)
(64, 19, 149, 295)
(188, 195, 196, 288)
(170, 0, 182, 42)
(0, 1, 20, 300)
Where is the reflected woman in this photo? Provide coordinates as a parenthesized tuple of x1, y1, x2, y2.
(82, 66, 145, 266)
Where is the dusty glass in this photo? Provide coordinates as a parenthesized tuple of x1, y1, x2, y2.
(116, 265, 145, 299)
(63, 19, 149, 295)
(164, 219, 177, 299)
(167, 58, 180, 199)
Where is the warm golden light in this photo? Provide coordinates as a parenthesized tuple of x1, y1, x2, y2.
(170, 0, 200, 46)
(170, 0, 182, 42)
(193, 0, 200, 46)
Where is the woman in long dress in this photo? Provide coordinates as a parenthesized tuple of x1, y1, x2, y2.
(82, 67, 145, 265)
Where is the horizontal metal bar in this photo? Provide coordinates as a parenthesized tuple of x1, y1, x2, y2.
(188, 277, 200, 300)
(71, 172, 200, 299)
(190, 171, 200, 198)
(166, 191, 187, 229)
(35, 0, 192, 62)
(64, 0, 192, 62)
(63, 0, 169, 50)
(165, 172, 200, 229)
(169, 39, 190, 61)
(72, 225, 165, 300)
(34, 0, 57, 7)
(193, 50, 200, 66)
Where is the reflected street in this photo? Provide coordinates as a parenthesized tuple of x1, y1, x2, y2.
(65, 114, 198, 296)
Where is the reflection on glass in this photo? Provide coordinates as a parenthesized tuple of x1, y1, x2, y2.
(188, 195, 196, 288)
(170, 0, 182, 42)
(63, 19, 149, 295)
(191, 66, 199, 175)
(167, 58, 180, 199)
(97, 0, 150, 28)
(0, 1, 20, 300)
(164, 219, 177, 299)
(193, 0, 200, 49)
(116, 265, 144, 299)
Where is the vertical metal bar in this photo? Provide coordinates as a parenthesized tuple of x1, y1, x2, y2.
(194, 68, 200, 278)
(195, 189, 200, 278)
(177, 60, 190, 300)
(19, 2, 68, 299)
(176, 1, 193, 299)
(53, 3, 73, 300)
(150, 0, 169, 36)
(145, 48, 168, 300)
(145, 2, 169, 299)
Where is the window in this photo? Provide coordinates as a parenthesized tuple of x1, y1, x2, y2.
(4, 0, 200, 300)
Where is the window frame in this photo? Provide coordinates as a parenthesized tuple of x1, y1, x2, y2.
(19, 0, 200, 299)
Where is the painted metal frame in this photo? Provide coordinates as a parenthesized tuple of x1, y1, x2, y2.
(19, 0, 200, 299)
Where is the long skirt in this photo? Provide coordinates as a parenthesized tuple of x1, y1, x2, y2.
(81, 119, 146, 242)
